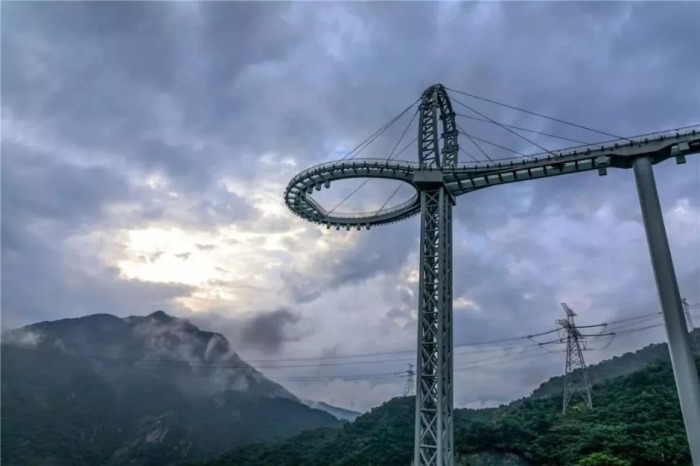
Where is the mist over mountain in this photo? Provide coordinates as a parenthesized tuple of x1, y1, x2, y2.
(4, 310, 296, 400)
(1, 311, 341, 466)
(301, 399, 362, 422)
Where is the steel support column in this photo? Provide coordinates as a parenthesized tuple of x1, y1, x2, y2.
(414, 84, 455, 466)
(415, 186, 453, 466)
(633, 155, 700, 465)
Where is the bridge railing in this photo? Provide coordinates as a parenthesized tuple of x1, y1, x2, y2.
(292, 158, 419, 186)
(291, 126, 699, 189)
(452, 125, 700, 169)
(305, 192, 419, 220)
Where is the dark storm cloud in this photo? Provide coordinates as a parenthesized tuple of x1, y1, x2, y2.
(183, 307, 312, 359)
(1, 141, 133, 229)
(438, 1, 700, 234)
(240, 309, 302, 353)
(2, 1, 306, 187)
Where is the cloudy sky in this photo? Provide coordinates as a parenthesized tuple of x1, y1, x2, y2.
(2, 1, 699, 412)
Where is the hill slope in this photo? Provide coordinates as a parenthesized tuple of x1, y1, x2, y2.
(195, 344, 699, 466)
(1, 312, 341, 466)
(531, 327, 700, 399)
(301, 400, 362, 422)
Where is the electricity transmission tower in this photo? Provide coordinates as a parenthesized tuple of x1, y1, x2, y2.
(683, 298, 694, 330)
(558, 303, 594, 414)
(284, 83, 700, 465)
(683, 298, 699, 354)
(404, 364, 416, 397)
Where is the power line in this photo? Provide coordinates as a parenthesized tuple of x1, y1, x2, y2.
(244, 306, 696, 364)
(280, 371, 405, 382)
(285, 319, 700, 382)
(22, 320, 684, 384)
(18, 306, 693, 382)
(455, 346, 551, 370)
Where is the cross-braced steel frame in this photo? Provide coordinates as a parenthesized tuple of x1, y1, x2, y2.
(558, 304, 593, 414)
(284, 83, 700, 466)
(413, 85, 458, 466)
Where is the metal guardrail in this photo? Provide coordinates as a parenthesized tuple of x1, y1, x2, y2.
(291, 159, 418, 188)
(288, 126, 700, 221)
(305, 191, 419, 220)
(299, 158, 419, 174)
(453, 126, 700, 168)
(292, 127, 700, 181)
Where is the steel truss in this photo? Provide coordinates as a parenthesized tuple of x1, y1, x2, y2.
(413, 85, 457, 466)
(558, 304, 593, 414)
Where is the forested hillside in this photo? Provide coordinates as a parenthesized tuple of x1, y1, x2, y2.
(0, 313, 341, 466)
(4, 313, 698, 466)
(531, 327, 700, 399)
(196, 357, 699, 466)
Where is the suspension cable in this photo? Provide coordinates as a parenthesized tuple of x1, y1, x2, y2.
(445, 86, 632, 142)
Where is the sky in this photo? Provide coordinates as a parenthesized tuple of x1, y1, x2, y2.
(2, 1, 699, 412)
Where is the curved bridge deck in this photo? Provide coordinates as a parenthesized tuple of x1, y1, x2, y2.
(284, 128, 698, 228)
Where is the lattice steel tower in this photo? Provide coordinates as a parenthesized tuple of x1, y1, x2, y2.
(412, 85, 457, 466)
(404, 363, 416, 397)
(683, 298, 699, 354)
(558, 303, 593, 414)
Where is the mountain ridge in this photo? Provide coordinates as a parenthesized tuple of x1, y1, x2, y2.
(3, 310, 296, 400)
(0, 311, 342, 466)
(301, 399, 362, 422)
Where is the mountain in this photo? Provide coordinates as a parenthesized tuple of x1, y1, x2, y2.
(301, 400, 362, 422)
(1, 311, 341, 466)
(194, 339, 700, 466)
(3, 310, 295, 400)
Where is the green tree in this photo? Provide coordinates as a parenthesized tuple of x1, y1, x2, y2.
(578, 452, 631, 466)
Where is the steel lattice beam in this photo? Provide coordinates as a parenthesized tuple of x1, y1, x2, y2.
(559, 304, 593, 414)
(415, 186, 453, 466)
(413, 85, 457, 466)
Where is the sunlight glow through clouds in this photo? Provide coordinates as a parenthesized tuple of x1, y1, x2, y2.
(114, 225, 303, 312)
(111, 189, 364, 313)
(454, 296, 481, 312)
